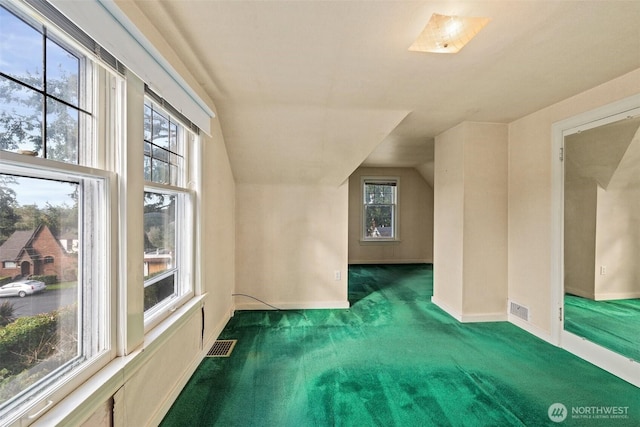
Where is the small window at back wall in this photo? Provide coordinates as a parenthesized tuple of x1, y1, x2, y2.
(362, 179, 398, 240)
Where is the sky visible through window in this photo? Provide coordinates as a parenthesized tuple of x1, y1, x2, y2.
(2, 177, 76, 207)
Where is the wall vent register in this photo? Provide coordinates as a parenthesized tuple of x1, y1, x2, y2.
(207, 340, 237, 357)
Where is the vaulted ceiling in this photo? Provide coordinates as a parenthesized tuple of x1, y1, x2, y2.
(119, 1, 640, 186)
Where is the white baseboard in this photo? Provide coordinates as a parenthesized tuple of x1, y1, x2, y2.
(348, 259, 432, 265)
(508, 314, 554, 345)
(565, 289, 640, 301)
(431, 296, 506, 323)
(460, 312, 507, 322)
(564, 287, 594, 299)
(233, 299, 350, 311)
(594, 291, 640, 300)
(562, 331, 640, 388)
(431, 296, 461, 320)
(149, 302, 233, 426)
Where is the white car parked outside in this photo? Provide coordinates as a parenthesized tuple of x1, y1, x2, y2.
(0, 280, 47, 298)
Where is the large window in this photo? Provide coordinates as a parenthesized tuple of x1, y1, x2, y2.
(362, 178, 398, 240)
(143, 98, 195, 326)
(0, 5, 91, 164)
(0, 2, 114, 424)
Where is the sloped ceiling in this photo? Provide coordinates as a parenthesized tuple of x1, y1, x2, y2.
(565, 117, 640, 190)
(119, 0, 640, 186)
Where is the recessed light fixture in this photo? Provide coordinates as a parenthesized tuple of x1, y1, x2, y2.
(409, 13, 490, 54)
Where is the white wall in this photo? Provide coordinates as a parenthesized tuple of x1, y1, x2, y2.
(348, 167, 433, 264)
(433, 122, 508, 322)
(508, 68, 640, 338)
(462, 123, 508, 317)
(593, 129, 640, 299)
(433, 125, 465, 315)
(235, 183, 349, 310)
(564, 122, 640, 300)
(563, 172, 597, 298)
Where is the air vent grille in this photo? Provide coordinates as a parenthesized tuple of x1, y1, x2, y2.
(510, 301, 529, 321)
(207, 340, 237, 357)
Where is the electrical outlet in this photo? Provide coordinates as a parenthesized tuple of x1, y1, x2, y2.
(600, 266, 607, 275)
(334, 270, 341, 281)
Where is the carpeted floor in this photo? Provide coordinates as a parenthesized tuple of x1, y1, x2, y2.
(161, 264, 640, 426)
(564, 294, 640, 362)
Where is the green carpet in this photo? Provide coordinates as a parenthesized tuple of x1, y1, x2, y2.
(564, 294, 640, 362)
(161, 264, 640, 426)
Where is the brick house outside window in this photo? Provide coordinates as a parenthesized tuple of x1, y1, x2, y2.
(0, 225, 77, 282)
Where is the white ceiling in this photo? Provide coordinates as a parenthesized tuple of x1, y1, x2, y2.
(123, 0, 640, 186)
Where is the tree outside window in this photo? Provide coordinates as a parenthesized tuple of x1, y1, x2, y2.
(363, 179, 398, 240)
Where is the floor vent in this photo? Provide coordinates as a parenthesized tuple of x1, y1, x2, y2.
(206, 340, 237, 357)
(510, 301, 529, 322)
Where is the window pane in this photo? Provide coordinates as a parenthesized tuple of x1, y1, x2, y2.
(144, 101, 185, 186)
(169, 122, 178, 152)
(151, 159, 169, 184)
(151, 109, 169, 149)
(365, 183, 395, 204)
(144, 274, 175, 311)
(144, 192, 176, 311)
(144, 104, 152, 141)
(0, 7, 43, 89)
(152, 145, 169, 162)
(144, 155, 152, 181)
(0, 75, 43, 156)
(365, 205, 393, 237)
(170, 164, 178, 186)
(46, 38, 79, 107)
(0, 174, 80, 407)
(46, 98, 79, 163)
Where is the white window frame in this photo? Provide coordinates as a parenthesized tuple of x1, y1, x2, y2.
(143, 99, 197, 331)
(0, 1, 119, 423)
(0, 156, 116, 426)
(361, 177, 400, 242)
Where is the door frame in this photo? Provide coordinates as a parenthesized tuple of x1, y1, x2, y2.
(551, 94, 640, 387)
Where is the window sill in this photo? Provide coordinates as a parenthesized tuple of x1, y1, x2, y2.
(32, 295, 206, 426)
(359, 239, 401, 245)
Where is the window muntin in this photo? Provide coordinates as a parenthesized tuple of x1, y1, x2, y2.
(0, 5, 91, 164)
(363, 179, 398, 240)
(144, 101, 183, 186)
(143, 99, 194, 325)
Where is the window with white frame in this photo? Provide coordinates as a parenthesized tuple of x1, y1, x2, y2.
(362, 178, 398, 240)
(0, 1, 115, 424)
(143, 96, 195, 325)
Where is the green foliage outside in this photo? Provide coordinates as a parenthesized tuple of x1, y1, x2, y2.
(29, 275, 58, 285)
(0, 301, 15, 327)
(143, 192, 176, 253)
(1, 66, 81, 244)
(0, 305, 77, 404)
(144, 274, 175, 311)
(364, 183, 395, 236)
